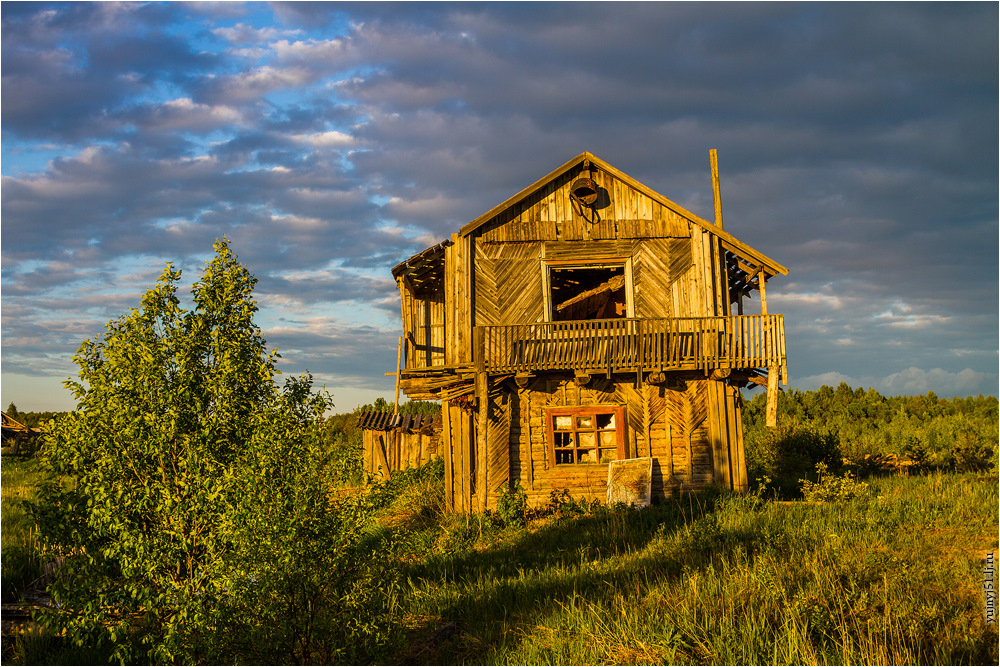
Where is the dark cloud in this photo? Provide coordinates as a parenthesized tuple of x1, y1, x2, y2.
(2, 2, 997, 410)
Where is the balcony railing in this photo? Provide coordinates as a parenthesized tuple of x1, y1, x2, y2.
(475, 315, 785, 375)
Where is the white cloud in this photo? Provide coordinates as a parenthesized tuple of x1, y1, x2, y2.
(213, 23, 302, 44)
(880, 367, 990, 396)
(292, 130, 355, 148)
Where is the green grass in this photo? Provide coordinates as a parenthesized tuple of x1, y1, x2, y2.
(1, 456, 47, 603)
(390, 471, 999, 665)
(4, 453, 997, 665)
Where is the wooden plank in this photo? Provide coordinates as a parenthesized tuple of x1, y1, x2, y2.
(374, 433, 391, 482)
(710, 149, 724, 231)
(727, 385, 747, 492)
(443, 402, 454, 506)
(707, 380, 731, 488)
(733, 387, 747, 491)
(766, 365, 779, 428)
(476, 372, 488, 511)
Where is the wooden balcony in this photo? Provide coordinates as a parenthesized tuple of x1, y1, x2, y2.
(475, 315, 786, 376)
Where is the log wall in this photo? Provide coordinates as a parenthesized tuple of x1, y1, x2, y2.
(499, 374, 741, 508)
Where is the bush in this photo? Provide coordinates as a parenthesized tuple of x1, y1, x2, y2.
(799, 462, 870, 502)
(31, 240, 402, 664)
(745, 421, 842, 497)
(946, 419, 997, 472)
(496, 482, 528, 528)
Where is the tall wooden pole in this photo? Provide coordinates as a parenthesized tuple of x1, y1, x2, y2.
(710, 149, 724, 231)
(393, 336, 402, 414)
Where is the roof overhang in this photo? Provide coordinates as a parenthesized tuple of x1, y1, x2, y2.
(391, 239, 450, 295)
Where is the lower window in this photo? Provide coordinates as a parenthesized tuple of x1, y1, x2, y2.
(546, 406, 626, 465)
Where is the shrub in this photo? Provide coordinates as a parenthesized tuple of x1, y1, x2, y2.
(496, 482, 528, 528)
(745, 421, 842, 497)
(945, 419, 997, 472)
(31, 240, 401, 664)
(799, 462, 870, 502)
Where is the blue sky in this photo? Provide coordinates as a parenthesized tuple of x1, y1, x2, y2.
(2, 1, 997, 412)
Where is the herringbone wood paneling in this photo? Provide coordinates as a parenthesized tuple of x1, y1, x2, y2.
(493, 243, 543, 324)
(486, 386, 511, 496)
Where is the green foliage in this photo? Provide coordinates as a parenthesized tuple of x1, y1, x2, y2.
(13, 411, 71, 430)
(1, 458, 46, 603)
(495, 482, 528, 528)
(744, 420, 842, 497)
(30, 239, 400, 664)
(799, 462, 871, 502)
(744, 383, 998, 488)
(5, 402, 19, 419)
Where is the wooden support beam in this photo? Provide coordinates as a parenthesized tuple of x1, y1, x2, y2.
(393, 336, 402, 414)
(766, 366, 779, 428)
(476, 371, 488, 512)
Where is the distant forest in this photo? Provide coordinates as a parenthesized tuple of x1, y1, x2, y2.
(6, 384, 998, 475)
(741, 383, 998, 485)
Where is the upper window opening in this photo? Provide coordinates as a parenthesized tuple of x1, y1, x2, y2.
(550, 265, 627, 321)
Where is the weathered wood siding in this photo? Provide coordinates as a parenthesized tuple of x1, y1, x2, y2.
(445, 234, 473, 365)
(502, 375, 735, 508)
(473, 242, 544, 327)
(400, 284, 445, 368)
(475, 168, 690, 243)
(469, 166, 733, 329)
(442, 399, 475, 513)
(362, 428, 442, 478)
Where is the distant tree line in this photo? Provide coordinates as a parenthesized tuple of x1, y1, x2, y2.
(4, 403, 71, 429)
(742, 383, 998, 495)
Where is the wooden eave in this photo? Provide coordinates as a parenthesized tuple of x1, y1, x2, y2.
(392, 239, 450, 295)
(457, 151, 788, 281)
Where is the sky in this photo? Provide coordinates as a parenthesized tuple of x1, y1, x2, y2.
(1, 1, 997, 413)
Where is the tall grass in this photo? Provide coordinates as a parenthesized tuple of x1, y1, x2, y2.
(394, 472, 998, 665)
(1, 456, 46, 602)
(5, 450, 997, 665)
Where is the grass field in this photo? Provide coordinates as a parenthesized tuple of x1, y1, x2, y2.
(1, 456, 46, 603)
(2, 456, 997, 665)
(387, 471, 999, 665)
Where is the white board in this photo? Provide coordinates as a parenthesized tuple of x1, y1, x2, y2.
(606, 457, 653, 508)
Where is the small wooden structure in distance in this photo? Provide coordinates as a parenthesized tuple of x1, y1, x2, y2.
(388, 151, 788, 511)
(1, 412, 41, 455)
(360, 411, 442, 481)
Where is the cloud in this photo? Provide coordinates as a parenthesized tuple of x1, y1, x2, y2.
(1, 2, 996, 412)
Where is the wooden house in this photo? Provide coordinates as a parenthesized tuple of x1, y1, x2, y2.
(389, 151, 787, 512)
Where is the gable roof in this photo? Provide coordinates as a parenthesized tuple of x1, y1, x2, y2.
(458, 151, 787, 279)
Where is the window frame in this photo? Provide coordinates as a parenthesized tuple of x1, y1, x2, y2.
(541, 258, 635, 322)
(545, 405, 627, 466)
